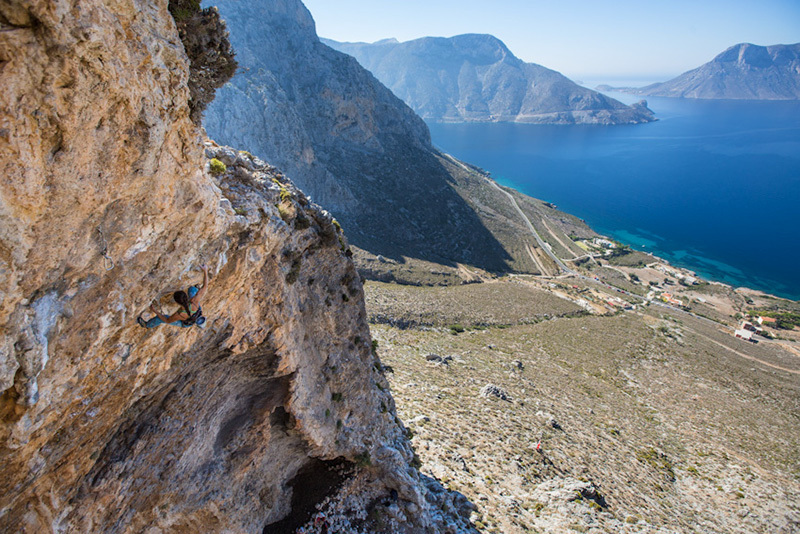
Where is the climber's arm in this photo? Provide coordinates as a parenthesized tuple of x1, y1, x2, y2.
(193, 265, 209, 303)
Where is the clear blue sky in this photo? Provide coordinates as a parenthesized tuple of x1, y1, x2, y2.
(302, 0, 800, 82)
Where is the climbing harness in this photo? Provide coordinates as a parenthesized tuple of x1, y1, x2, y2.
(97, 227, 115, 271)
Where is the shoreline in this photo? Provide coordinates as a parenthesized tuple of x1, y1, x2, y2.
(596, 226, 800, 303)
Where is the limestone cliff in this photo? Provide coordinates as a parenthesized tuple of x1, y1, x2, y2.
(0, 0, 472, 532)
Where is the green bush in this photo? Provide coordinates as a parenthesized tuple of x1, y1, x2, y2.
(277, 203, 292, 222)
(168, 0, 200, 22)
(209, 158, 227, 175)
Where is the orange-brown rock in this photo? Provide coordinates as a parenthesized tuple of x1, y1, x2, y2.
(0, 1, 474, 532)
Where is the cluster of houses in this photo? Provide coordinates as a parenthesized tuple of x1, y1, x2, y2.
(652, 263, 698, 286)
(564, 284, 634, 314)
(604, 294, 634, 311)
(644, 287, 687, 308)
(734, 316, 776, 343)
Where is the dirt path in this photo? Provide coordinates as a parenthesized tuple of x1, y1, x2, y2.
(688, 328, 800, 375)
(541, 218, 578, 259)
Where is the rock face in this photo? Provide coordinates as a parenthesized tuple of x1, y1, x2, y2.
(323, 34, 656, 124)
(202, 0, 526, 272)
(605, 42, 800, 99)
(0, 1, 472, 532)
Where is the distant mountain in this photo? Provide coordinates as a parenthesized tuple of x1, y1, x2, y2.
(323, 34, 655, 125)
(598, 43, 800, 99)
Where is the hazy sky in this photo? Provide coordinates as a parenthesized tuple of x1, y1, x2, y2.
(302, 0, 800, 82)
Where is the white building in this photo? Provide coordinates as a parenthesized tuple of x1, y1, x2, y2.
(734, 329, 753, 341)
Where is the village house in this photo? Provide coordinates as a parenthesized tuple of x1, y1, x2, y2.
(734, 329, 758, 343)
(661, 293, 684, 307)
(593, 238, 617, 249)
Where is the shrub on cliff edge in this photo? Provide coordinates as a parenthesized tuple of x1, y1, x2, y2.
(169, 0, 237, 124)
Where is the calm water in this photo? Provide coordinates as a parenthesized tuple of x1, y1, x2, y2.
(427, 97, 800, 300)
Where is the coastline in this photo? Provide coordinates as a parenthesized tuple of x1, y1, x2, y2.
(425, 104, 800, 304)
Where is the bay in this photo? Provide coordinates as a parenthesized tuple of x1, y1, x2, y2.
(427, 97, 800, 300)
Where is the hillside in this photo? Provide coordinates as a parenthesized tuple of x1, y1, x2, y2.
(367, 277, 800, 533)
(323, 34, 655, 125)
(0, 0, 473, 531)
(600, 42, 800, 99)
(203, 2, 599, 280)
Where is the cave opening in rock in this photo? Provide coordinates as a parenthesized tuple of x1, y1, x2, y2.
(262, 457, 352, 533)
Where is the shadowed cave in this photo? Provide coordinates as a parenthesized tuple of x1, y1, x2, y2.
(262, 457, 352, 533)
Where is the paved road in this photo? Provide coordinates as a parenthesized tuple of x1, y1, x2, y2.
(443, 153, 573, 273)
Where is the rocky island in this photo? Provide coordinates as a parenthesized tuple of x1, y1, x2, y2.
(598, 42, 800, 99)
(323, 34, 655, 125)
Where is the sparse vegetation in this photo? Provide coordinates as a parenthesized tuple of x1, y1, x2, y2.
(364, 277, 800, 533)
(168, 0, 200, 22)
(354, 451, 371, 467)
(277, 202, 293, 222)
(209, 158, 227, 175)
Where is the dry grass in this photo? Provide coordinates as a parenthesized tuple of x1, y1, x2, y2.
(364, 279, 584, 329)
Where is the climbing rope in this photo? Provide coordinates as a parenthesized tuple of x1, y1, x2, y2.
(97, 227, 115, 271)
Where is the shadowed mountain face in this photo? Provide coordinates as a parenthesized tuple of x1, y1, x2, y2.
(203, 0, 514, 271)
(603, 43, 800, 100)
(323, 34, 655, 125)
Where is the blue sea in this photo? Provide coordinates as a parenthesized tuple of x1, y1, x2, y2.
(426, 96, 800, 300)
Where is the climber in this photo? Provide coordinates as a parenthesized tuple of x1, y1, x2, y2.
(138, 265, 209, 328)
